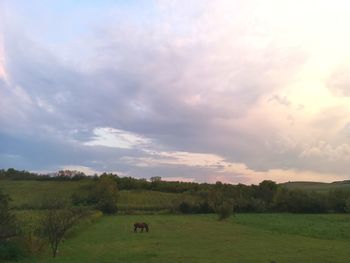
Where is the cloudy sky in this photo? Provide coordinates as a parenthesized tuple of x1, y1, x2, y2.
(1, 0, 350, 184)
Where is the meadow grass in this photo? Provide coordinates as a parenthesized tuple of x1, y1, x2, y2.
(0, 180, 91, 208)
(0, 180, 189, 211)
(282, 181, 350, 192)
(235, 213, 350, 240)
(13, 214, 350, 263)
(117, 190, 193, 212)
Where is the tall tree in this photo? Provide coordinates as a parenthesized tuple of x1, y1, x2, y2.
(92, 175, 119, 214)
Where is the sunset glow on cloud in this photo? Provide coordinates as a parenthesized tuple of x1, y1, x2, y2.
(1, 0, 350, 183)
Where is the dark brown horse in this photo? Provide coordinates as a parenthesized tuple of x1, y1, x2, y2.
(134, 222, 149, 233)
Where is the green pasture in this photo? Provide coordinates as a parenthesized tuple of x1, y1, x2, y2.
(13, 214, 350, 263)
(0, 180, 190, 211)
(0, 180, 91, 208)
(282, 181, 350, 192)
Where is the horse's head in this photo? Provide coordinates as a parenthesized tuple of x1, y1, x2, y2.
(144, 223, 149, 232)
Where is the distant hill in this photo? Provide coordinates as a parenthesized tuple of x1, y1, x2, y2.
(281, 180, 350, 192)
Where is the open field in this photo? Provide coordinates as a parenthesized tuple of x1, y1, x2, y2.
(12, 214, 350, 263)
(0, 180, 190, 211)
(0, 180, 91, 208)
(282, 181, 350, 192)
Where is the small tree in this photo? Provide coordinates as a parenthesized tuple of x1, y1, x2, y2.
(91, 175, 118, 214)
(209, 182, 234, 220)
(216, 201, 233, 220)
(345, 197, 350, 213)
(150, 176, 161, 182)
(41, 201, 83, 258)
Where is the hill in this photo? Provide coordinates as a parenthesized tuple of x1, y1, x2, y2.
(281, 180, 350, 192)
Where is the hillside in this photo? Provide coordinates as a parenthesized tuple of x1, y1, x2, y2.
(281, 180, 350, 192)
(0, 179, 194, 212)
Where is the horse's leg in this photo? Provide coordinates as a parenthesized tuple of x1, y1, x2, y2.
(141, 227, 144, 232)
(134, 226, 137, 232)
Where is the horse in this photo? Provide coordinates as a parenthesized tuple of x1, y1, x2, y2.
(134, 222, 149, 233)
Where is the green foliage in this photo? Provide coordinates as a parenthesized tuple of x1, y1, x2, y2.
(178, 201, 191, 214)
(3, 170, 350, 214)
(256, 180, 278, 207)
(91, 176, 119, 214)
(216, 201, 233, 220)
(17, 212, 46, 256)
(0, 240, 26, 261)
(344, 197, 350, 213)
(0, 189, 17, 240)
(41, 202, 86, 258)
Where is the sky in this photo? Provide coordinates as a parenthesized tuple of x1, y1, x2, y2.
(1, 0, 350, 184)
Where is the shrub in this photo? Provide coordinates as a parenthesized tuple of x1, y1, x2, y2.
(197, 201, 214, 214)
(179, 201, 191, 214)
(216, 201, 233, 220)
(90, 176, 119, 214)
(345, 197, 350, 213)
(41, 205, 85, 258)
(0, 190, 17, 240)
(18, 215, 46, 256)
(0, 241, 26, 261)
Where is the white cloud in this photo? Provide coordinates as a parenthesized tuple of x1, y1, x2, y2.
(84, 127, 151, 149)
(2, 1, 350, 183)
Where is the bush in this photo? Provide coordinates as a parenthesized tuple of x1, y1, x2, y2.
(197, 201, 214, 214)
(18, 215, 46, 256)
(345, 197, 350, 213)
(41, 204, 86, 258)
(91, 176, 119, 214)
(179, 201, 191, 214)
(0, 241, 26, 261)
(71, 192, 91, 206)
(216, 201, 233, 220)
(0, 190, 17, 240)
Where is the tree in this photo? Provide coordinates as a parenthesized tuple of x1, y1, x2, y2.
(150, 176, 161, 182)
(344, 197, 350, 213)
(256, 180, 278, 207)
(91, 175, 119, 214)
(41, 201, 84, 258)
(0, 190, 17, 240)
(216, 201, 233, 220)
(209, 182, 234, 220)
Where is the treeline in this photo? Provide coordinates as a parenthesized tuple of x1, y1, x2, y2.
(2, 168, 350, 214)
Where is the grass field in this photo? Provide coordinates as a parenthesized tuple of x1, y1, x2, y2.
(13, 214, 350, 263)
(117, 190, 194, 212)
(282, 181, 350, 192)
(0, 180, 189, 211)
(0, 180, 91, 208)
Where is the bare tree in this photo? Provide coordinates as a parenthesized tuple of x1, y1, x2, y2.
(41, 202, 84, 258)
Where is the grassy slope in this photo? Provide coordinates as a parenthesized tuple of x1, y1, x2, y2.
(235, 213, 350, 240)
(16, 214, 350, 263)
(0, 180, 187, 210)
(281, 181, 350, 192)
(117, 190, 190, 212)
(0, 180, 91, 208)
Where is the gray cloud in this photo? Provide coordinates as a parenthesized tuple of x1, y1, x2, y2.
(1, 1, 350, 183)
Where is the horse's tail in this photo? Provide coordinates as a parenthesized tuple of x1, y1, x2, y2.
(145, 223, 149, 232)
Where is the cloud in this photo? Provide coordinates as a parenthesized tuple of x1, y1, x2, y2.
(84, 127, 151, 149)
(1, 0, 350, 183)
(300, 141, 350, 161)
